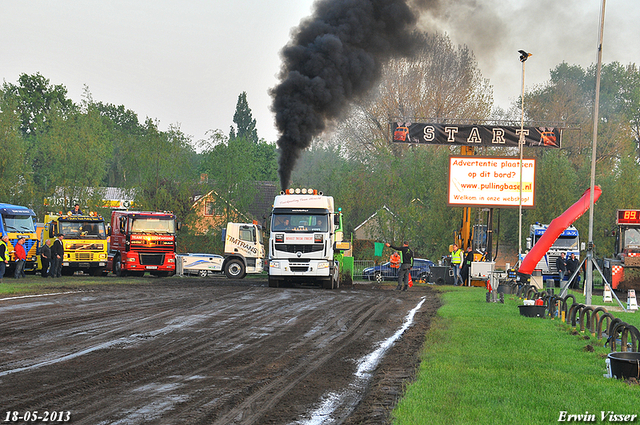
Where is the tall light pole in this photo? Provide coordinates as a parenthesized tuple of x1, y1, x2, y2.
(518, 50, 532, 264)
(586, 0, 606, 305)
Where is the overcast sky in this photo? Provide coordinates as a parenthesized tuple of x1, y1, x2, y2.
(2, 1, 638, 146)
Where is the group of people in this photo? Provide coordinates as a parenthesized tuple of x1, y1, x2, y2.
(0, 234, 27, 280)
(0, 233, 65, 282)
(40, 234, 65, 278)
(556, 252, 581, 289)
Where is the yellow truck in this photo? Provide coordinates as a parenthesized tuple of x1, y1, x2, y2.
(41, 213, 108, 276)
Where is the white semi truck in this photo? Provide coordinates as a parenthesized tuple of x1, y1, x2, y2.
(178, 222, 265, 279)
(268, 188, 343, 289)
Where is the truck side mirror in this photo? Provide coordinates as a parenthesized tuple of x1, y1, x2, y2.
(120, 218, 126, 233)
(176, 222, 182, 231)
(334, 214, 340, 226)
(49, 224, 54, 238)
(581, 242, 586, 251)
(106, 225, 111, 236)
(526, 237, 531, 250)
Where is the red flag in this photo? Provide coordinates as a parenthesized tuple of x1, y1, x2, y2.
(408, 273, 413, 288)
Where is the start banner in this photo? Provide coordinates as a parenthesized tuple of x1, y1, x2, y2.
(392, 123, 561, 148)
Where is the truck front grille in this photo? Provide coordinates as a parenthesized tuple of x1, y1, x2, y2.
(290, 266, 309, 272)
(275, 244, 323, 254)
(140, 254, 164, 265)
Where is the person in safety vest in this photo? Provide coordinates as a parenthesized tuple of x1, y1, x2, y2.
(389, 252, 401, 269)
(385, 241, 413, 291)
(0, 234, 10, 283)
(451, 244, 464, 286)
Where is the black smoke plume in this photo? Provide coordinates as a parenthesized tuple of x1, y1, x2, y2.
(271, 0, 424, 190)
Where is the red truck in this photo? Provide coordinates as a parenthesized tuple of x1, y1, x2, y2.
(107, 210, 178, 277)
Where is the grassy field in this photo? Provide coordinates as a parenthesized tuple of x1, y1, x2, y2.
(393, 286, 640, 424)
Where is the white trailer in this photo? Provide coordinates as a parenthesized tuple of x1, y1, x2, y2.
(177, 253, 224, 277)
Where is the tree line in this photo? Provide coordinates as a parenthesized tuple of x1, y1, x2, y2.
(1, 32, 638, 261)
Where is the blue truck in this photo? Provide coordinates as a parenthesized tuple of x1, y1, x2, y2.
(0, 203, 39, 273)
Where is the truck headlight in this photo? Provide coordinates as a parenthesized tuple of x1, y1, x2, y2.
(168, 258, 175, 263)
(270, 261, 281, 269)
(318, 262, 330, 269)
(127, 257, 136, 262)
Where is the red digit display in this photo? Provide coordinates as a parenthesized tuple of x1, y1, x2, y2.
(617, 209, 640, 224)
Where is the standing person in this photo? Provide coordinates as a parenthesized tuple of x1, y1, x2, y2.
(385, 241, 413, 291)
(566, 253, 580, 289)
(0, 234, 10, 283)
(41, 239, 52, 278)
(460, 246, 474, 286)
(556, 252, 567, 287)
(14, 237, 27, 279)
(51, 234, 65, 278)
(71, 204, 83, 215)
(451, 244, 464, 286)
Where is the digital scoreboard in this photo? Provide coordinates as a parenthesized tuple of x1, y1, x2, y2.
(617, 209, 640, 225)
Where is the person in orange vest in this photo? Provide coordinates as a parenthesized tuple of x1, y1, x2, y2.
(389, 252, 401, 269)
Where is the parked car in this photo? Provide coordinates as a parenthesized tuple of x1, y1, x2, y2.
(363, 258, 435, 283)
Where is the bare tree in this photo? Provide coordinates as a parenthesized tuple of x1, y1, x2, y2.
(333, 32, 493, 156)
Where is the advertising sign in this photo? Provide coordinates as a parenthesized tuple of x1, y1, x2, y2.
(448, 156, 536, 208)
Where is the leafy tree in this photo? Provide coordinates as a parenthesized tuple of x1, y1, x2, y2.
(1, 72, 74, 137)
(0, 96, 33, 205)
(229, 92, 258, 143)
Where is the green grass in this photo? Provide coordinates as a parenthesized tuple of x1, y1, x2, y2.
(393, 286, 640, 424)
(0, 274, 163, 296)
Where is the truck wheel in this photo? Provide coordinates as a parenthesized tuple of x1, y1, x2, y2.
(268, 275, 278, 288)
(114, 256, 127, 277)
(225, 260, 246, 279)
(322, 279, 333, 289)
(90, 267, 105, 277)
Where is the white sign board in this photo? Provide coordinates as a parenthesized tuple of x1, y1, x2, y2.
(448, 156, 536, 208)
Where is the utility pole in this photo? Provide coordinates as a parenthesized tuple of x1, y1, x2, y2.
(586, 0, 606, 305)
(518, 50, 532, 265)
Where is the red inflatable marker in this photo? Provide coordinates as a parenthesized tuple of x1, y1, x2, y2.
(519, 186, 602, 275)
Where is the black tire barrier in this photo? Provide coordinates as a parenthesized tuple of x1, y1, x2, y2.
(608, 317, 624, 339)
(624, 325, 640, 352)
(589, 307, 608, 335)
(579, 306, 594, 333)
(526, 286, 538, 300)
(569, 303, 586, 327)
(559, 295, 576, 322)
(609, 321, 629, 352)
(617, 324, 640, 353)
(596, 312, 615, 340)
(547, 295, 559, 318)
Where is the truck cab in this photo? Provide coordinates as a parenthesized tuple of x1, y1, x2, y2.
(268, 188, 341, 289)
(108, 211, 177, 277)
(42, 212, 108, 276)
(0, 203, 38, 273)
(527, 223, 580, 282)
(222, 222, 265, 278)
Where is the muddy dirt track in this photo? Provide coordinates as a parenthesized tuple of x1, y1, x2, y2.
(0, 278, 440, 425)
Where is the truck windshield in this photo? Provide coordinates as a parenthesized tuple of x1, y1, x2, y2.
(131, 218, 175, 234)
(2, 215, 35, 233)
(60, 221, 107, 239)
(551, 236, 579, 251)
(272, 214, 328, 232)
(624, 228, 640, 248)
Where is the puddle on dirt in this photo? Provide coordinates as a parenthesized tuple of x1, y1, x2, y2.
(293, 296, 427, 425)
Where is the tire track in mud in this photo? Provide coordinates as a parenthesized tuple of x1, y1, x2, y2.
(0, 280, 439, 425)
